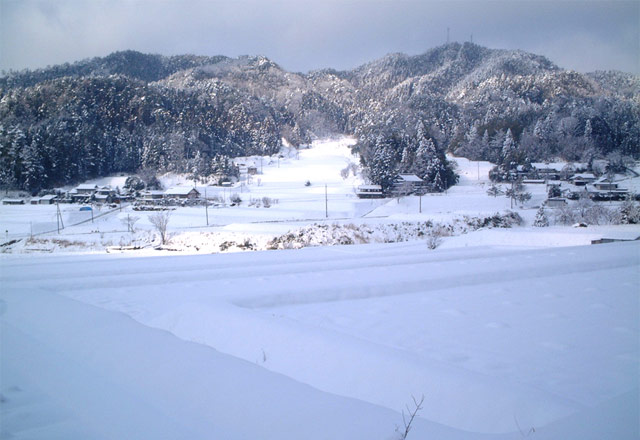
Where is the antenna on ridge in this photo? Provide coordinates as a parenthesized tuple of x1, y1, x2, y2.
(446, 27, 450, 44)
(470, 34, 473, 44)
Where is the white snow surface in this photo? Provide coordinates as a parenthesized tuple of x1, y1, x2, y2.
(1, 241, 638, 439)
(1, 138, 639, 439)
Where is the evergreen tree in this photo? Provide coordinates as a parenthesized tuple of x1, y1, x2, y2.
(20, 138, 46, 193)
(619, 194, 640, 224)
(366, 136, 398, 192)
(501, 128, 517, 168)
(533, 206, 549, 227)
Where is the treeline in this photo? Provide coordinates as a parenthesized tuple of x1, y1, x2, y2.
(0, 75, 281, 192)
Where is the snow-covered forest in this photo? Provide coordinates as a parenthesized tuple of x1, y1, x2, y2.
(1, 44, 639, 193)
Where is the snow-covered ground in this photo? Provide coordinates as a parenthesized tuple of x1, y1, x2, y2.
(1, 241, 638, 439)
(1, 137, 638, 254)
(1, 138, 639, 439)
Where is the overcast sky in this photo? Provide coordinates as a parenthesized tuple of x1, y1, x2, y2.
(1, 0, 638, 75)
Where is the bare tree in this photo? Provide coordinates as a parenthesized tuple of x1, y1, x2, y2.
(149, 210, 171, 245)
(396, 395, 425, 440)
(121, 214, 140, 233)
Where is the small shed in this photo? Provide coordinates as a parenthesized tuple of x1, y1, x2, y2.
(545, 197, 568, 208)
(2, 199, 25, 205)
(39, 194, 57, 205)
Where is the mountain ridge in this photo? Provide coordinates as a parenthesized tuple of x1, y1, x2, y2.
(1, 43, 638, 192)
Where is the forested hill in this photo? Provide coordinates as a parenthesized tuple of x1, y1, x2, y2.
(1, 43, 638, 193)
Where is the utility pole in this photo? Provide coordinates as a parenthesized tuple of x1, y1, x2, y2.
(205, 186, 209, 226)
(419, 192, 423, 213)
(510, 179, 515, 209)
(56, 201, 64, 233)
(325, 184, 328, 218)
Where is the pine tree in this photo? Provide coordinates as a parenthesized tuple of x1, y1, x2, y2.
(366, 136, 398, 192)
(619, 194, 640, 224)
(501, 128, 517, 168)
(533, 206, 549, 227)
(20, 138, 46, 193)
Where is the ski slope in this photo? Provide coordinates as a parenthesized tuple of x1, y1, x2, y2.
(2, 241, 638, 439)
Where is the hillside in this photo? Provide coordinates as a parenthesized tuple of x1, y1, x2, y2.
(1, 44, 639, 193)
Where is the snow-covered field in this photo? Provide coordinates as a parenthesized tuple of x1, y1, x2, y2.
(1, 138, 639, 439)
(1, 241, 638, 439)
(1, 137, 637, 254)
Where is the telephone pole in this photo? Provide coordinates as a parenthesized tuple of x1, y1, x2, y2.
(325, 184, 328, 218)
(205, 186, 209, 226)
(56, 201, 64, 233)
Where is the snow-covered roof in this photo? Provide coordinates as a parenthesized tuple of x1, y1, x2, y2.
(531, 162, 566, 171)
(40, 194, 57, 200)
(531, 162, 588, 172)
(76, 184, 98, 190)
(593, 176, 617, 184)
(571, 173, 596, 180)
(396, 174, 423, 182)
(357, 185, 382, 191)
(164, 187, 200, 195)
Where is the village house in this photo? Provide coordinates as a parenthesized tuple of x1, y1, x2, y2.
(94, 186, 116, 204)
(75, 184, 98, 194)
(392, 174, 425, 195)
(30, 194, 57, 205)
(592, 177, 619, 191)
(164, 187, 201, 199)
(141, 190, 165, 203)
(570, 173, 597, 186)
(356, 184, 384, 199)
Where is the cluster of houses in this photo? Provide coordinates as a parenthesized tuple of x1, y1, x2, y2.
(2, 184, 203, 206)
(520, 162, 637, 203)
(355, 162, 638, 202)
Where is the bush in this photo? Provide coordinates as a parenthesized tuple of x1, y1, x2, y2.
(230, 193, 242, 204)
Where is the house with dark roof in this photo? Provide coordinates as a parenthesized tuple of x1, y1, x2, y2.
(164, 187, 201, 199)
